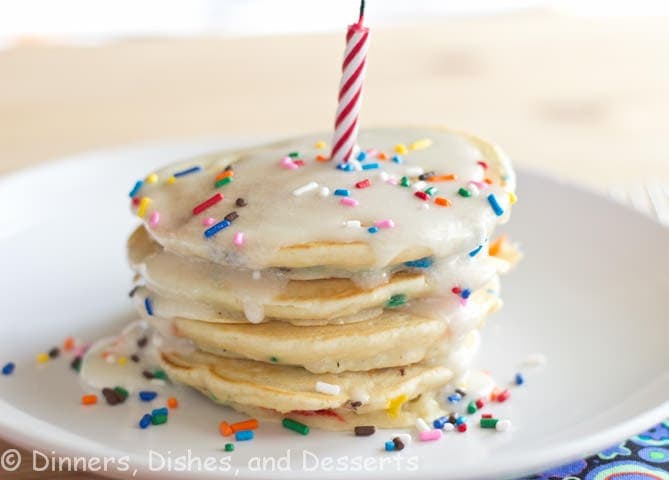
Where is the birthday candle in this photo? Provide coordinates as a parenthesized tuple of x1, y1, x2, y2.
(330, 0, 369, 164)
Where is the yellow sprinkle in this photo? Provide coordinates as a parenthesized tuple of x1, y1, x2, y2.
(117, 356, 127, 366)
(145, 173, 158, 184)
(409, 138, 432, 151)
(137, 197, 151, 218)
(394, 144, 408, 155)
(166, 176, 177, 185)
(386, 394, 408, 418)
(509, 192, 518, 205)
(315, 140, 327, 149)
(36, 353, 49, 364)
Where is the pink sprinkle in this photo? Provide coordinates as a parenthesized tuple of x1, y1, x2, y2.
(419, 429, 443, 442)
(470, 180, 488, 190)
(203, 217, 215, 226)
(149, 211, 160, 228)
(233, 232, 245, 247)
(459, 297, 468, 307)
(280, 157, 298, 169)
(366, 148, 378, 157)
(386, 177, 398, 185)
(340, 197, 359, 207)
(375, 219, 395, 229)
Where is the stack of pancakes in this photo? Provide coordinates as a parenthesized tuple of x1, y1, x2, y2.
(127, 127, 519, 430)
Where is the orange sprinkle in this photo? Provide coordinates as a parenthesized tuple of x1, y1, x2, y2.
(81, 395, 98, 406)
(219, 421, 233, 436)
(63, 337, 75, 351)
(427, 174, 457, 182)
(316, 154, 329, 162)
(231, 419, 259, 432)
(488, 235, 508, 257)
(435, 197, 452, 207)
(484, 178, 493, 185)
(215, 171, 234, 181)
(378, 152, 389, 160)
(489, 387, 501, 402)
(167, 397, 179, 409)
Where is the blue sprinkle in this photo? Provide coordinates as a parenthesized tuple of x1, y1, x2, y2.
(447, 393, 462, 403)
(433, 416, 449, 429)
(404, 257, 433, 269)
(144, 297, 154, 316)
(461, 289, 471, 299)
(362, 162, 379, 170)
(333, 189, 350, 197)
(487, 193, 504, 216)
(384, 441, 395, 452)
(139, 391, 158, 402)
(152, 407, 168, 417)
(468, 245, 483, 257)
(173, 165, 202, 178)
(391, 155, 402, 164)
(2, 362, 15, 375)
(204, 219, 231, 238)
(455, 415, 467, 425)
(139, 414, 152, 429)
(235, 430, 254, 441)
(515, 372, 525, 385)
(356, 151, 367, 161)
(367, 226, 379, 234)
(128, 180, 143, 198)
(337, 163, 354, 172)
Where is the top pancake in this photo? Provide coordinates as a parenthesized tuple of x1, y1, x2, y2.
(129, 127, 515, 270)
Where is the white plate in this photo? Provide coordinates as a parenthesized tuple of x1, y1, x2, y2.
(0, 139, 667, 480)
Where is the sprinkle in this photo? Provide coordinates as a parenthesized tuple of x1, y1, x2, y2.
(362, 163, 379, 170)
(484, 178, 493, 185)
(117, 356, 127, 366)
(219, 421, 233, 436)
(477, 161, 489, 170)
(354, 426, 376, 436)
(355, 179, 371, 189)
(490, 387, 501, 401)
(235, 429, 253, 441)
(152, 414, 168, 426)
(497, 389, 511, 402)
(233, 232, 245, 247)
(375, 219, 395, 229)
(48, 347, 60, 359)
(139, 391, 157, 402)
(435, 197, 451, 207)
(339, 198, 359, 207)
(392, 433, 412, 446)
(204, 219, 231, 238)
(487, 193, 505, 216)
(481, 413, 493, 419)
(319, 186, 330, 197)
(102, 388, 124, 406)
(468, 245, 483, 257)
(63, 337, 75, 351)
(293, 181, 319, 196)
(231, 419, 259, 432)
(367, 226, 379, 234)
(193, 193, 223, 215)
(419, 429, 442, 442)
(224, 443, 235, 452)
(129, 180, 143, 198)
(379, 171, 390, 182)
(81, 394, 97, 405)
(203, 217, 215, 226)
(405, 167, 424, 177)
(386, 294, 407, 308)
(496, 419, 512, 432)
(428, 174, 457, 182)
(475, 398, 485, 409)
(282, 418, 310, 435)
(224, 211, 239, 223)
(400, 176, 411, 187)
(153, 369, 168, 381)
(337, 162, 354, 171)
(378, 152, 389, 160)
(394, 144, 408, 154)
(114, 387, 129, 400)
(215, 171, 234, 182)
(455, 388, 467, 397)
(173, 165, 202, 177)
(356, 151, 367, 161)
(316, 154, 329, 162)
(280, 156, 298, 169)
(515, 372, 524, 385)
(148, 211, 160, 228)
(480, 418, 499, 429)
(71, 357, 82, 372)
(137, 197, 151, 218)
(334, 189, 350, 196)
(415, 418, 430, 432)
(235, 198, 247, 207)
(165, 397, 178, 409)
(509, 191, 518, 205)
(391, 155, 403, 164)
(467, 401, 478, 414)
(410, 138, 432, 150)
(468, 183, 480, 197)
(145, 173, 158, 184)
(433, 416, 449, 429)
(385, 441, 395, 452)
(448, 393, 462, 403)
(457, 188, 471, 198)
(424, 186, 438, 196)
(411, 181, 427, 192)
(315, 381, 341, 396)
(461, 289, 471, 299)
(343, 220, 361, 228)
(315, 140, 326, 149)
(144, 297, 154, 316)
(457, 423, 468, 432)
(166, 176, 176, 185)
(138, 414, 153, 429)
(2, 362, 15, 375)
(37, 353, 49, 364)
(392, 437, 405, 451)
(288, 151, 300, 158)
(215, 177, 233, 188)
(386, 394, 407, 418)
(404, 257, 433, 268)
(414, 191, 429, 201)
(152, 408, 168, 418)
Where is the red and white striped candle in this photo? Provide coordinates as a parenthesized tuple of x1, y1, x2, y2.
(330, 0, 370, 164)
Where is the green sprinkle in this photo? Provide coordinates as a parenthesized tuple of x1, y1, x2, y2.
(288, 152, 300, 158)
(270, 356, 279, 363)
(467, 401, 477, 414)
(114, 386, 129, 399)
(480, 418, 499, 429)
(283, 418, 310, 435)
(386, 294, 407, 308)
(152, 414, 168, 426)
(153, 369, 168, 381)
(458, 187, 471, 198)
(424, 186, 438, 196)
(400, 176, 411, 187)
(215, 177, 233, 188)
(224, 443, 235, 452)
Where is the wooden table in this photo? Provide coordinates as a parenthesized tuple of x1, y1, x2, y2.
(0, 11, 667, 479)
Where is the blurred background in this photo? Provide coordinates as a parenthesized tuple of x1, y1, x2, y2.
(0, 0, 667, 216)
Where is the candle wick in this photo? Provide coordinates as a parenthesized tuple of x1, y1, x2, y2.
(358, 0, 366, 25)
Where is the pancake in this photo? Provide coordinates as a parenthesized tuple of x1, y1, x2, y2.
(128, 127, 515, 270)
